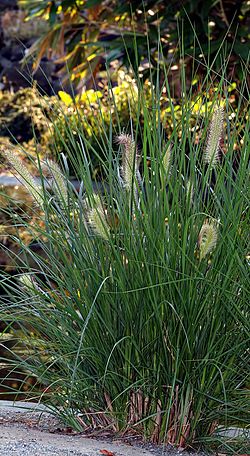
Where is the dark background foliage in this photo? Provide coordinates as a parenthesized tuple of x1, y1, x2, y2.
(17, 0, 249, 87)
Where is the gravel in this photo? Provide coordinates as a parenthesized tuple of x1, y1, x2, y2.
(0, 426, 207, 456)
(2, 400, 244, 456)
(0, 423, 206, 456)
(0, 440, 87, 456)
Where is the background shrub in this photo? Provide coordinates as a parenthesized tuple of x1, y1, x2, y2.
(18, 0, 250, 86)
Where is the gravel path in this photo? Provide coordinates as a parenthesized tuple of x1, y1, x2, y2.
(0, 401, 215, 456)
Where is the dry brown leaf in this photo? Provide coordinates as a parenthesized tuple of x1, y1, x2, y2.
(100, 450, 116, 456)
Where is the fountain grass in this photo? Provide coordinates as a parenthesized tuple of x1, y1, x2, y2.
(0, 51, 249, 453)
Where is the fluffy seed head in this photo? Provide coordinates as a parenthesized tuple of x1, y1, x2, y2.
(1, 148, 43, 207)
(19, 274, 48, 296)
(44, 159, 68, 203)
(88, 194, 110, 240)
(19, 274, 34, 289)
(204, 106, 224, 167)
(162, 143, 172, 176)
(198, 221, 218, 260)
(186, 181, 194, 204)
(116, 133, 139, 190)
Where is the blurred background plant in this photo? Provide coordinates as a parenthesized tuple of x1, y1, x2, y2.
(0, 0, 249, 174)
(18, 0, 250, 89)
(0, 88, 55, 168)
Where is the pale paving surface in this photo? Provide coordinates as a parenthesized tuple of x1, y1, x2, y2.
(1, 401, 247, 456)
(0, 425, 156, 456)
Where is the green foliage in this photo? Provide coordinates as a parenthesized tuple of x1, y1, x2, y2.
(0, 88, 56, 171)
(51, 72, 247, 180)
(19, 0, 250, 84)
(0, 64, 249, 452)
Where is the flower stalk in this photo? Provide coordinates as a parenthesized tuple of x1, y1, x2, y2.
(88, 194, 110, 240)
(1, 147, 43, 207)
(204, 106, 224, 167)
(44, 159, 68, 203)
(116, 133, 140, 191)
(198, 221, 218, 260)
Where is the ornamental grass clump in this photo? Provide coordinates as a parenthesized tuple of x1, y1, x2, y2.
(0, 70, 249, 453)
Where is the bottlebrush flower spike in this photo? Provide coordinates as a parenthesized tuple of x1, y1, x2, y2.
(116, 133, 139, 190)
(1, 148, 43, 207)
(19, 274, 47, 296)
(162, 143, 172, 176)
(88, 194, 110, 240)
(198, 221, 218, 260)
(19, 274, 34, 289)
(45, 159, 68, 203)
(204, 106, 224, 167)
(186, 180, 194, 204)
